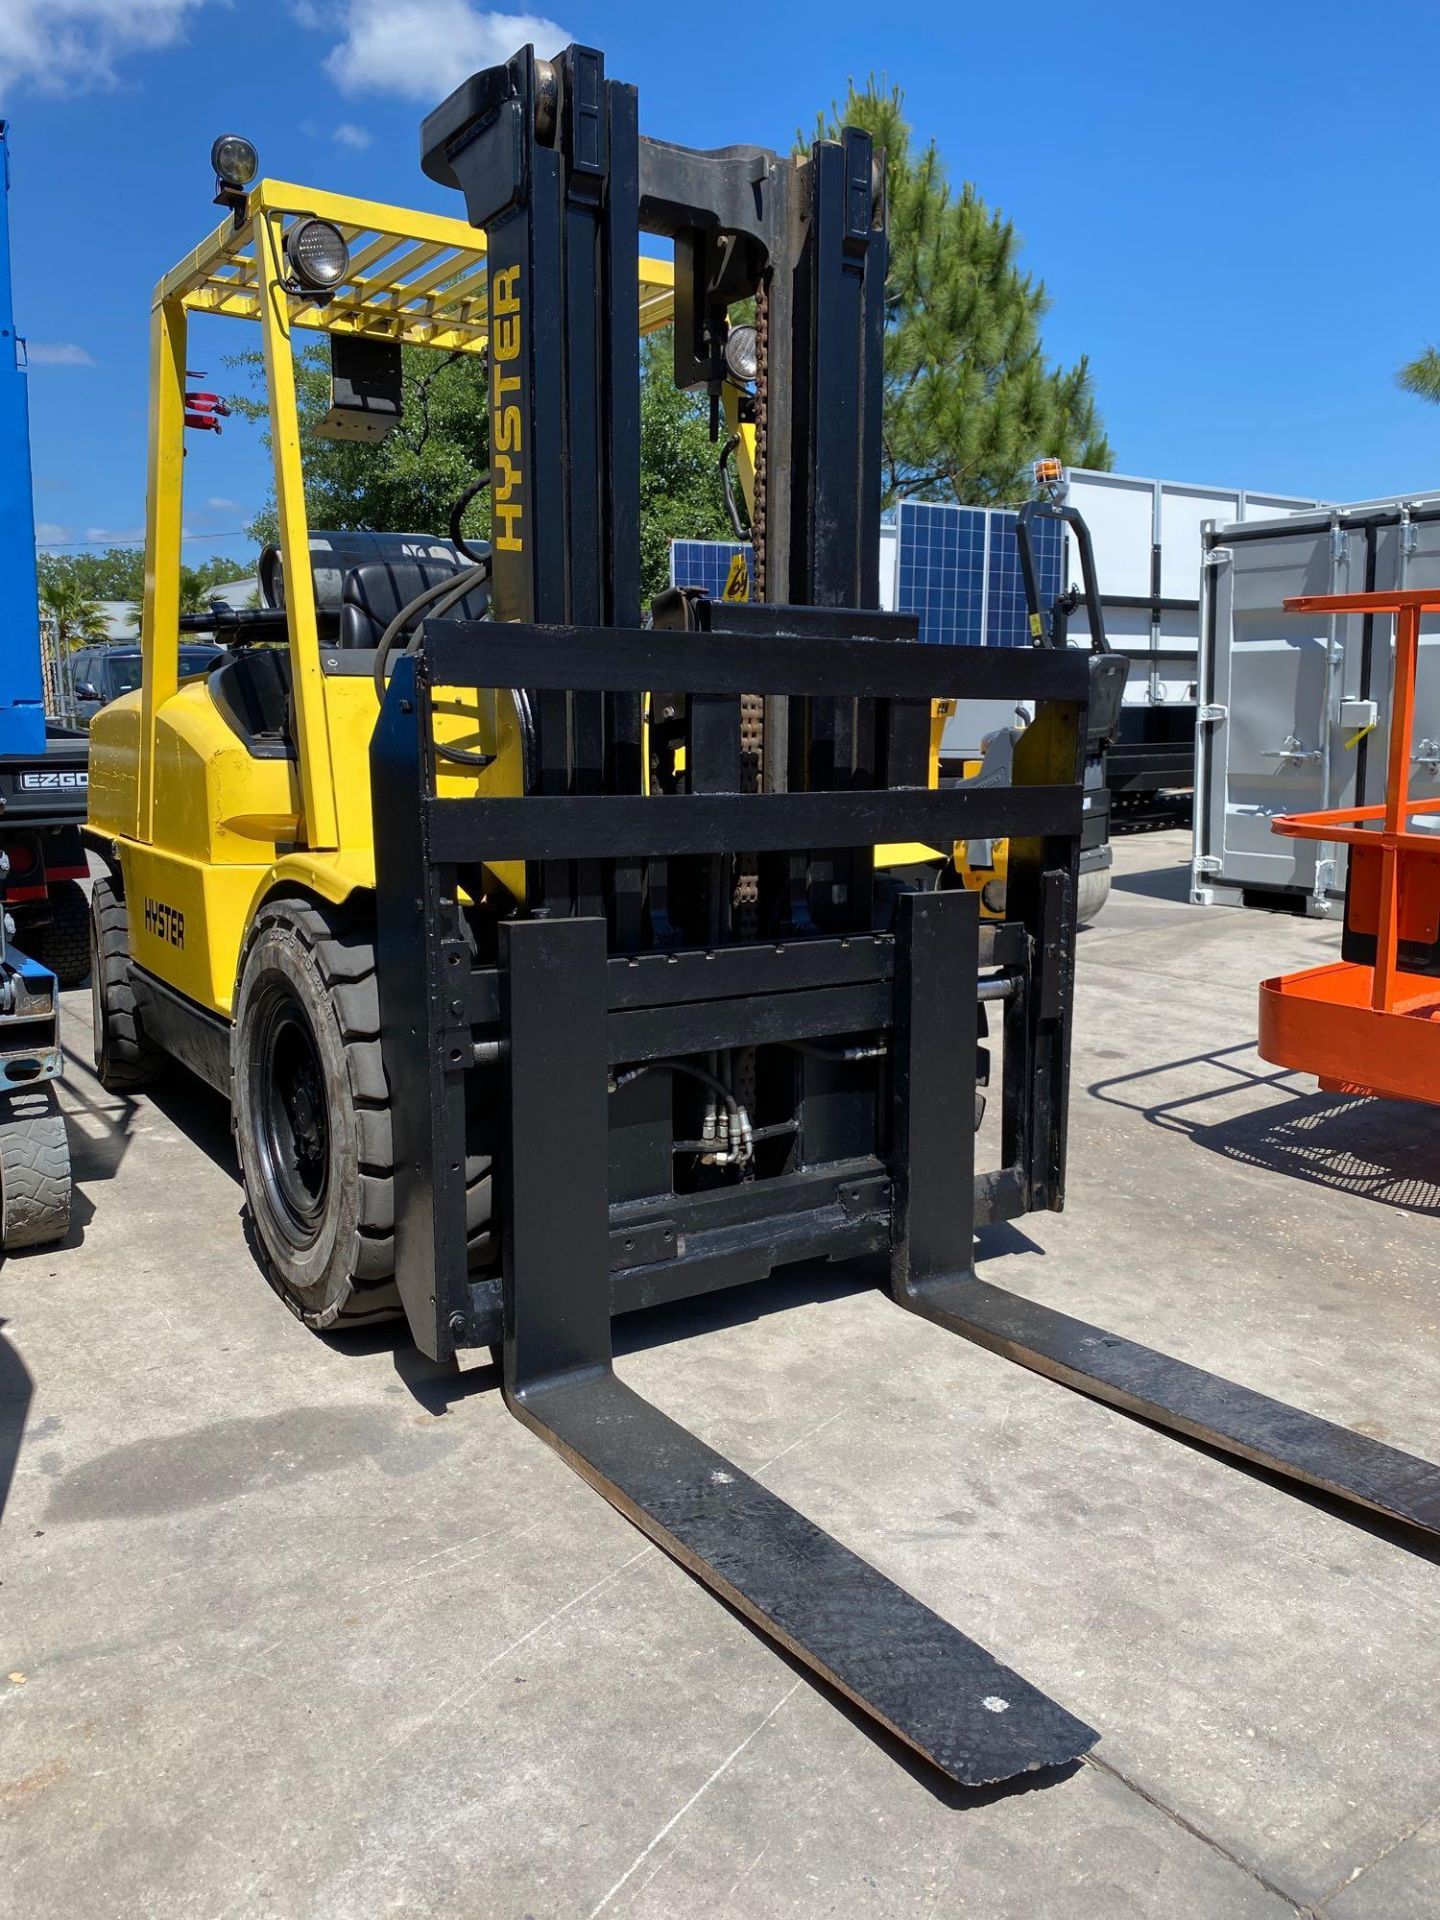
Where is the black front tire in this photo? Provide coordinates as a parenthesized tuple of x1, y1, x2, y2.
(31, 879, 92, 990)
(231, 897, 491, 1331)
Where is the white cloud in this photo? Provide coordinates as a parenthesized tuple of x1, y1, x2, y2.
(35, 523, 73, 545)
(325, 2, 569, 102)
(0, 0, 211, 96)
(205, 496, 241, 513)
(26, 342, 97, 367)
(333, 122, 372, 150)
(84, 525, 146, 544)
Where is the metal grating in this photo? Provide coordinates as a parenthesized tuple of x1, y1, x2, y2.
(163, 178, 676, 356)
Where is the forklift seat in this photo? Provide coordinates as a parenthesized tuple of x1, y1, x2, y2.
(337, 553, 489, 650)
(259, 530, 490, 651)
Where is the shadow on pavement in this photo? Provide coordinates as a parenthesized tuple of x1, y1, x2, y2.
(0, 1318, 33, 1523)
(1109, 859, 1192, 904)
(1090, 1042, 1440, 1215)
(354, 1219, 1045, 1416)
(147, 1070, 240, 1183)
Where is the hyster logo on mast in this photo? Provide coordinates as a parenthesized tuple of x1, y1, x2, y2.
(490, 265, 524, 553)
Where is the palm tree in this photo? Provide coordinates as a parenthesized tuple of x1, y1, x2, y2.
(177, 566, 209, 616)
(1398, 348, 1440, 404)
(39, 575, 110, 651)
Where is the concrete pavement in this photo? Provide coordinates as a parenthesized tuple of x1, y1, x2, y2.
(2, 829, 1438, 1918)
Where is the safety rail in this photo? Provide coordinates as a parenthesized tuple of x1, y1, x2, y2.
(1262, 588, 1440, 1104)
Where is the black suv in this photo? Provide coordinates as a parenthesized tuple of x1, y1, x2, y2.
(70, 643, 225, 727)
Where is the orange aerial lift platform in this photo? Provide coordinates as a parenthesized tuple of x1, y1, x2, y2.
(1260, 588, 1440, 1104)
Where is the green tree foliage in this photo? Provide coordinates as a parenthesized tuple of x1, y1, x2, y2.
(1398, 347, 1440, 405)
(638, 331, 733, 598)
(177, 562, 254, 614)
(36, 547, 146, 602)
(229, 343, 493, 551)
(38, 573, 109, 651)
(36, 548, 251, 630)
(807, 81, 1112, 505)
(229, 331, 728, 603)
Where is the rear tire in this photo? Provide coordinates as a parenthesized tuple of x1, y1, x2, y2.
(231, 897, 491, 1331)
(0, 1087, 72, 1250)
(31, 880, 91, 990)
(1076, 866, 1112, 925)
(90, 876, 165, 1090)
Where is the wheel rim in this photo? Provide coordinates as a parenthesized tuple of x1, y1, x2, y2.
(252, 982, 330, 1248)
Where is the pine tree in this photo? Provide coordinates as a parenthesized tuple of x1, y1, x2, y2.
(807, 82, 1112, 505)
(1398, 347, 1440, 405)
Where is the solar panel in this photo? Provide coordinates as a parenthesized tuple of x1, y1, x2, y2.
(894, 502, 985, 644)
(985, 508, 1064, 647)
(895, 500, 1064, 647)
(670, 506, 1064, 647)
(669, 540, 754, 599)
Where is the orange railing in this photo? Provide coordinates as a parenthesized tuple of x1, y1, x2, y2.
(1258, 589, 1440, 1105)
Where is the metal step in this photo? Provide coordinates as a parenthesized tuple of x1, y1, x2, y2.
(895, 1275, 1440, 1539)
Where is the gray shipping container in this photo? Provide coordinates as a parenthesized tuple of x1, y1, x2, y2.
(1192, 492, 1440, 914)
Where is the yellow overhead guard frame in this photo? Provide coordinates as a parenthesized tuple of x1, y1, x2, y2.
(135, 179, 949, 929)
(141, 178, 677, 855)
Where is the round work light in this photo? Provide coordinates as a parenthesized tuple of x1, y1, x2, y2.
(283, 219, 351, 293)
(211, 134, 259, 191)
(723, 322, 759, 386)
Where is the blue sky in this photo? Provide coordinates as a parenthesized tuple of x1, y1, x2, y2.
(6, 0, 1440, 563)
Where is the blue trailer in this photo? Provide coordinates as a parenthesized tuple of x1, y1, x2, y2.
(0, 121, 73, 1249)
(0, 120, 91, 992)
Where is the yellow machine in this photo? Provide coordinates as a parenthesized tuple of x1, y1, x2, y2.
(86, 159, 675, 1321)
(84, 148, 982, 1327)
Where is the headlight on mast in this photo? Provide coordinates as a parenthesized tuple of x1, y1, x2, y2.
(723, 322, 758, 387)
(211, 133, 259, 216)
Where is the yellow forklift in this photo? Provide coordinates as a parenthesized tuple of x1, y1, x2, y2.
(87, 43, 1440, 1791)
(85, 149, 676, 1317)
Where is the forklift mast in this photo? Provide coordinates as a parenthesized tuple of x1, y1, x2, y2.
(370, 42, 1095, 1788)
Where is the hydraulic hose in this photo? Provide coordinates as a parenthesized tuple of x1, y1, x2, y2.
(370, 561, 497, 770)
(449, 476, 491, 564)
(370, 564, 489, 708)
(611, 1058, 754, 1167)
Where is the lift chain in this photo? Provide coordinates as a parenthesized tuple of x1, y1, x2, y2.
(730, 692, 764, 1113)
(734, 275, 768, 959)
(752, 276, 768, 601)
